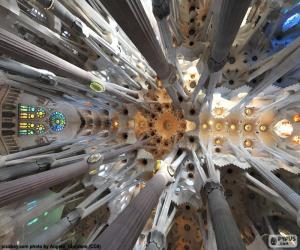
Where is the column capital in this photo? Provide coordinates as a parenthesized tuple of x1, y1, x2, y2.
(204, 180, 223, 195)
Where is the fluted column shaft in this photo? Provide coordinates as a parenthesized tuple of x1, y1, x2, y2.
(101, 0, 171, 79)
(208, 0, 251, 72)
(0, 162, 40, 181)
(0, 27, 93, 83)
(205, 181, 246, 250)
(0, 160, 88, 207)
(90, 171, 169, 250)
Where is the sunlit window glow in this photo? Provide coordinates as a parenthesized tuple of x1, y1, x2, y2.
(273, 119, 293, 138)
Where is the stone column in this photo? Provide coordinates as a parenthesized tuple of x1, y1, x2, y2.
(0, 160, 88, 207)
(207, 0, 251, 72)
(89, 171, 170, 250)
(0, 162, 40, 181)
(101, 0, 171, 79)
(205, 181, 246, 250)
(0, 27, 93, 83)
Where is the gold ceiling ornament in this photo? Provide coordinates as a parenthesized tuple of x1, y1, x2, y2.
(259, 124, 268, 132)
(292, 136, 300, 145)
(154, 111, 184, 140)
(230, 124, 237, 131)
(134, 90, 186, 159)
(202, 123, 208, 129)
(293, 114, 300, 123)
(244, 108, 253, 116)
(111, 117, 120, 132)
(215, 137, 223, 145)
(244, 124, 253, 132)
(215, 122, 223, 131)
(213, 107, 225, 116)
(244, 139, 253, 147)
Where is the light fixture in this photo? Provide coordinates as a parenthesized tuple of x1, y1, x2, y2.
(215, 122, 223, 131)
(259, 124, 268, 132)
(202, 123, 208, 129)
(244, 124, 252, 132)
(244, 139, 253, 147)
(244, 108, 253, 116)
(230, 124, 237, 131)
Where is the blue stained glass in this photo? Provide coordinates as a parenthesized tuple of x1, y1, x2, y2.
(49, 111, 66, 132)
(282, 13, 300, 32)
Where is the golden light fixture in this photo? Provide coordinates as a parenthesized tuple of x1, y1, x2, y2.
(244, 139, 253, 147)
(292, 136, 300, 145)
(202, 123, 208, 129)
(293, 114, 300, 123)
(215, 137, 223, 145)
(244, 108, 253, 116)
(230, 124, 236, 131)
(259, 124, 268, 132)
(244, 124, 252, 132)
(111, 117, 120, 132)
(215, 122, 223, 131)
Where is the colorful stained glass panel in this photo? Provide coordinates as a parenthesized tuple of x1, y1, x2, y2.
(49, 111, 66, 132)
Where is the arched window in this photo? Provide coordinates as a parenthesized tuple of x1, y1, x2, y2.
(2, 130, 15, 136)
(2, 122, 15, 129)
(2, 111, 15, 118)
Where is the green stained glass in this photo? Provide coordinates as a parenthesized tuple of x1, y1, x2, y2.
(27, 217, 38, 226)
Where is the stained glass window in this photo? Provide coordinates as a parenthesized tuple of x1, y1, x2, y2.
(19, 122, 35, 129)
(282, 13, 300, 32)
(36, 124, 45, 134)
(36, 107, 46, 118)
(18, 104, 66, 135)
(19, 105, 35, 112)
(18, 104, 39, 136)
(49, 111, 66, 132)
(19, 129, 35, 135)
